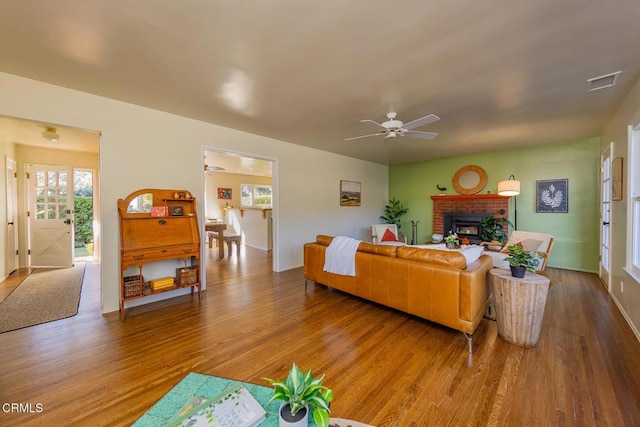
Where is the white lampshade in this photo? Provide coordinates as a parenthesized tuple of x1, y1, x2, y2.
(497, 179, 520, 196)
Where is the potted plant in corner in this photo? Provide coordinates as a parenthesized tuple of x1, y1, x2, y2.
(381, 198, 409, 241)
(264, 363, 333, 427)
(503, 244, 545, 278)
(480, 216, 512, 251)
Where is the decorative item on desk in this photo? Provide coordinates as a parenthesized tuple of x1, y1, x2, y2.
(150, 206, 168, 217)
(123, 275, 143, 297)
(171, 206, 184, 216)
(176, 267, 198, 286)
(150, 276, 175, 290)
(445, 232, 459, 249)
(263, 363, 333, 427)
(503, 244, 545, 278)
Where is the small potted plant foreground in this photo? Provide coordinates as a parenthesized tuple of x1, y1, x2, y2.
(504, 244, 545, 278)
(264, 363, 333, 427)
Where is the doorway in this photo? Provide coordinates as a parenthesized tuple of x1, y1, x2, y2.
(73, 169, 95, 262)
(202, 148, 277, 272)
(600, 143, 612, 291)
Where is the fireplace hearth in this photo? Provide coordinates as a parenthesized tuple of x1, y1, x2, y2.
(443, 212, 493, 244)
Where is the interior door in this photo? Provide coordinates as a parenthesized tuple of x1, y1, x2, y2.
(5, 157, 18, 274)
(600, 144, 612, 290)
(28, 165, 74, 267)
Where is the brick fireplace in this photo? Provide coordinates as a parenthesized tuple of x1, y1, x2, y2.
(431, 194, 510, 239)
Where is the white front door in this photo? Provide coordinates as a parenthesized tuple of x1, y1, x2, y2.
(600, 144, 612, 291)
(5, 157, 18, 274)
(28, 165, 74, 267)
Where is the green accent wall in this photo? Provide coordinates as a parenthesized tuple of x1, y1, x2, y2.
(389, 137, 601, 272)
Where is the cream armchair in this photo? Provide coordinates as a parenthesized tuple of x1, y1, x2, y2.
(483, 230, 554, 271)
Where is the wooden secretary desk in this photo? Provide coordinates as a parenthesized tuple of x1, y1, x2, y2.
(118, 188, 201, 320)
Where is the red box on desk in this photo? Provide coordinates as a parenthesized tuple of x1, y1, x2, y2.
(151, 206, 168, 217)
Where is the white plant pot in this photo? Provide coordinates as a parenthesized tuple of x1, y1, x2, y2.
(279, 403, 308, 427)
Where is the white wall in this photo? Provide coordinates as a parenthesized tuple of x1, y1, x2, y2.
(601, 72, 640, 339)
(0, 72, 388, 314)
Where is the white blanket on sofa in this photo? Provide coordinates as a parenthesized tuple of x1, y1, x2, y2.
(323, 236, 361, 276)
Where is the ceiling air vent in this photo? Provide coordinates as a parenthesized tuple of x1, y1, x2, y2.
(587, 71, 621, 92)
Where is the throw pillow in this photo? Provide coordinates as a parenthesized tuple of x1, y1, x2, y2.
(380, 228, 398, 242)
(521, 239, 544, 252)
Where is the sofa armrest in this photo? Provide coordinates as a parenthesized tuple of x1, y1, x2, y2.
(458, 255, 493, 322)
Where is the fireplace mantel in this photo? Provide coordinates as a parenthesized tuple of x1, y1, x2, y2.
(431, 194, 509, 201)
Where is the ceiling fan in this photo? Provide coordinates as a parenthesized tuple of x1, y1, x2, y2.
(345, 112, 440, 145)
(204, 164, 225, 175)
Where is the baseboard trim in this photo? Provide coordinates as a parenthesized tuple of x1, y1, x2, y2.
(610, 292, 640, 343)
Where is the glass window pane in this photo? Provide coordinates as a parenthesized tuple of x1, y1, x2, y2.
(47, 171, 57, 187)
(59, 171, 67, 187)
(47, 188, 57, 203)
(59, 205, 67, 220)
(47, 205, 56, 219)
(36, 204, 45, 219)
(36, 187, 45, 203)
(36, 171, 45, 187)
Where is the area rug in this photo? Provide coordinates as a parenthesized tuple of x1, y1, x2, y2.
(0, 262, 86, 333)
(133, 372, 375, 427)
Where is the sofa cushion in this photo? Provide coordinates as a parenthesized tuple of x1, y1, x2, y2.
(396, 246, 467, 270)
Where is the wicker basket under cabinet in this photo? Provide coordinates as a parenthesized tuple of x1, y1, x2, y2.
(123, 275, 143, 297)
(176, 267, 199, 286)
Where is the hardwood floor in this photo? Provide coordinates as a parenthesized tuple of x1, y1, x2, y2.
(1, 248, 639, 426)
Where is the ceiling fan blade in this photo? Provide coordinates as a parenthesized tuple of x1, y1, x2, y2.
(404, 130, 439, 140)
(402, 114, 440, 130)
(360, 119, 388, 131)
(344, 132, 385, 141)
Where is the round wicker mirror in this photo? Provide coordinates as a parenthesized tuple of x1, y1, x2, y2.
(452, 165, 487, 194)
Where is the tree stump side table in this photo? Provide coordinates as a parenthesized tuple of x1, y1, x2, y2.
(489, 268, 551, 347)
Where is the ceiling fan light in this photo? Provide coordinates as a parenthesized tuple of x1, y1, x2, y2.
(42, 126, 60, 142)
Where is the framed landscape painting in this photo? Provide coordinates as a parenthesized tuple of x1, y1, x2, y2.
(536, 179, 568, 213)
(340, 180, 361, 206)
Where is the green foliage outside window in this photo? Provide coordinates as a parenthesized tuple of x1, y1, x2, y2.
(74, 196, 93, 248)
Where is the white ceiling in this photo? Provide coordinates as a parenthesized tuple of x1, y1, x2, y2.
(1, 1, 640, 165)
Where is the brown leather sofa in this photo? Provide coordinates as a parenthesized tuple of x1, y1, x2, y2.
(303, 235, 493, 353)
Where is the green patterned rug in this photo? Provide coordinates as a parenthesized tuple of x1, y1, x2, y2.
(132, 372, 317, 427)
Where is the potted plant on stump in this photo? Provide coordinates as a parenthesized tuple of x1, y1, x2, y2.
(264, 363, 333, 427)
(503, 244, 545, 278)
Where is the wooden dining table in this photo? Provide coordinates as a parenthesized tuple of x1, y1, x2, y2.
(205, 222, 227, 258)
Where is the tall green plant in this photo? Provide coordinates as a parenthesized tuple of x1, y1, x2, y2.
(380, 198, 409, 230)
(480, 215, 512, 243)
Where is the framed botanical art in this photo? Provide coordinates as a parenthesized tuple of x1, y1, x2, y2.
(217, 187, 232, 199)
(612, 157, 623, 201)
(340, 180, 361, 206)
(536, 179, 568, 213)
